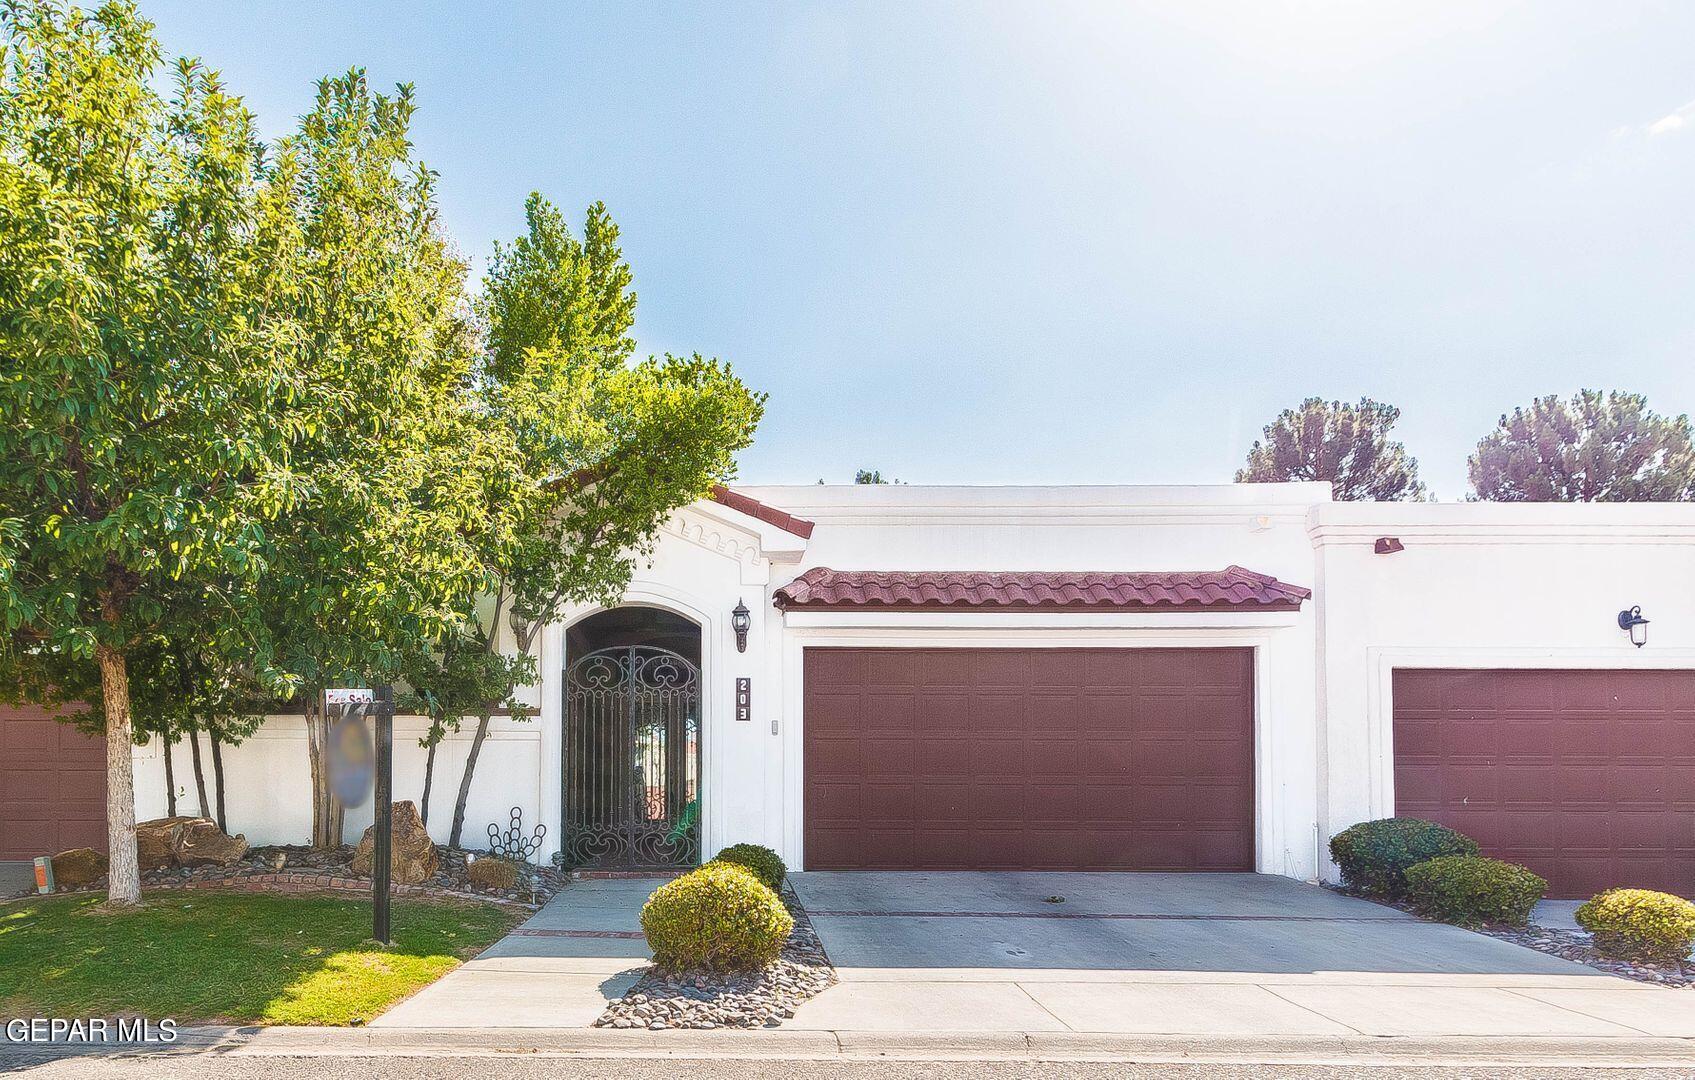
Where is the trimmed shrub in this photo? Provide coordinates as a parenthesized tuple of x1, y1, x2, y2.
(1404, 855, 1546, 927)
(467, 855, 521, 891)
(1329, 818, 1480, 898)
(641, 863, 794, 972)
(709, 843, 787, 892)
(1575, 889, 1695, 963)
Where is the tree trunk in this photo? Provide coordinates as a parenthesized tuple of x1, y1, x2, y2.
(449, 713, 492, 849)
(306, 694, 328, 847)
(210, 731, 227, 833)
(95, 644, 141, 906)
(188, 729, 211, 819)
(162, 731, 178, 817)
(420, 734, 438, 828)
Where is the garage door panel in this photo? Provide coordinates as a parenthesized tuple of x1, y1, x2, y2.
(804, 692, 864, 735)
(804, 647, 1254, 871)
(1026, 738, 1086, 778)
(1, 703, 106, 859)
(861, 694, 916, 732)
(1393, 668, 1695, 898)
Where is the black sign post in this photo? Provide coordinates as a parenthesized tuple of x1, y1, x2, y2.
(372, 684, 394, 945)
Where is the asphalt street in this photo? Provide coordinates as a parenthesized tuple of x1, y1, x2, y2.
(4, 1055, 1695, 1080)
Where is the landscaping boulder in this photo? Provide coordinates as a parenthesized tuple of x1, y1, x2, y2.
(174, 819, 249, 868)
(51, 848, 107, 889)
(135, 816, 205, 870)
(351, 801, 438, 885)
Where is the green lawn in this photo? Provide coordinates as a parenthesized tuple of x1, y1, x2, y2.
(0, 891, 523, 1025)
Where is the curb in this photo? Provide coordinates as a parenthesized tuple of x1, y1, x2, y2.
(142, 1025, 1695, 1066)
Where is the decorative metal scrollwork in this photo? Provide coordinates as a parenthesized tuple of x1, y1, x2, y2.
(488, 806, 547, 865)
(563, 645, 701, 869)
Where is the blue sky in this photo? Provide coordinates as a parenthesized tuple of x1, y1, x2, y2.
(143, 2, 1695, 498)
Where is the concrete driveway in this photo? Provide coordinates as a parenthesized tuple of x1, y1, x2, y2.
(788, 871, 1695, 1038)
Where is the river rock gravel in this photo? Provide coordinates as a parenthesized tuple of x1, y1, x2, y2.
(595, 886, 836, 1030)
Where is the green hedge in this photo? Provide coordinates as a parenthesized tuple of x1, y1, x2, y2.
(708, 843, 787, 892)
(1329, 818, 1479, 898)
(640, 863, 793, 972)
(1575, 889, 1695, 963)
(1404, 855, 1546, 927)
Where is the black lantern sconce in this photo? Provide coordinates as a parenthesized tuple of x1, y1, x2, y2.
(1617, 605, 1649, 648)
(731, 600, 751, 653)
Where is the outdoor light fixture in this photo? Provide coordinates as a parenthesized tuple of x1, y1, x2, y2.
(1618, 606, 1650, 648)
(1374, 537, 1405, 555)
(508, 604, 533, 646)
(731, 600, 751, 653)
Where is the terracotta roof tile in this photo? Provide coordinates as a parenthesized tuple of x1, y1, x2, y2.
(709, 485, 815, 539)
(773, 567, 1310, 611)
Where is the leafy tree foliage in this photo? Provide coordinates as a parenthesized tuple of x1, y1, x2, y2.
(0, 3, 766, 870)
(1468, 391, 1695, 502)
(854, 469, 900, 484)
(248, 70, 500, 846)
(0, 1, 305, 903)
(410, 194, 763, 846)
(1237, 397, 1426, 501)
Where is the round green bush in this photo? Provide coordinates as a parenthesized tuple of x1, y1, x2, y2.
(1403, 855, 1546, 927)
(640, 863, 794, 972)
(1328, 818, 1480, 898)
(708, 843, 787, 892)
(1575, 889, 1695, 963)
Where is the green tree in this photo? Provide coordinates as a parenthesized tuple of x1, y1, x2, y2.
(854, 469, 899, 484)
(1469, 390, 1695, 502)
(0, 1, 304, 904)
(413, 193, 763, 848)
(252, 70, 499, 847)
(1237, 397, 1426, 501)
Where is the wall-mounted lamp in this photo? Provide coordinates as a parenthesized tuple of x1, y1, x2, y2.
(1618, 606, 1650, 648)
(508, 604, 534, 646)
(731, 600, 751, 653)
(1374, 537, 1405, 555)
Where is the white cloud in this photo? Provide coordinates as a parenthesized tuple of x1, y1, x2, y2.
(1634, 99, 1695, 137)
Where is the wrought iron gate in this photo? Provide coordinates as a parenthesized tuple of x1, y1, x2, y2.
(563, 645, 701, 868)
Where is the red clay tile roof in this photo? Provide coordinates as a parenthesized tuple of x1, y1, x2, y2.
(709, 485, 815, 539)
(773, 566, 1310, 611)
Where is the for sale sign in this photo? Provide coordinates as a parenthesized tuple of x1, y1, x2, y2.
(324, 689, 375, 807)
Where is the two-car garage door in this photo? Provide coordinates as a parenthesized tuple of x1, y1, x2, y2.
(1394, 668, 1695, 899)
(803, 647, 1255, 871)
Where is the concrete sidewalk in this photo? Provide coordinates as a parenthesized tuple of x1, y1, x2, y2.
(787, 871, 1695, 1040)
(0, 859, 35, 897)
(371, 878, 654, 1028)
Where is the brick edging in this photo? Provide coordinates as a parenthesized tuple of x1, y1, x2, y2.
(4, 873, 539, 910)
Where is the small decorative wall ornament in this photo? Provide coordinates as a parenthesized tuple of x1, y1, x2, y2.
(489, 806, 547, 865)
(731, 599, 751, 653)
(1618, 606, 1650, 648)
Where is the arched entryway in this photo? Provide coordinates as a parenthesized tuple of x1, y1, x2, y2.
(562, 607, 702, 869)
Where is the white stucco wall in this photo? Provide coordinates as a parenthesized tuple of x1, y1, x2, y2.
(128, 484, 1695, 887)
(132, 712, 545, 850)
(1311, 502, 1695, 881)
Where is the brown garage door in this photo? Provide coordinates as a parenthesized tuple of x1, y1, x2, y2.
(803, 647, 1255, 871)
(1394, 669, 1695, 899)
(0, 703, 106, 859)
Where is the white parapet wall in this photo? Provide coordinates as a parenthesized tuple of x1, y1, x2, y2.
(131, 712, 546, 851)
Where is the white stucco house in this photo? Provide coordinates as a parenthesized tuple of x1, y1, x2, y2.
(129, 482, 1695, 899)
